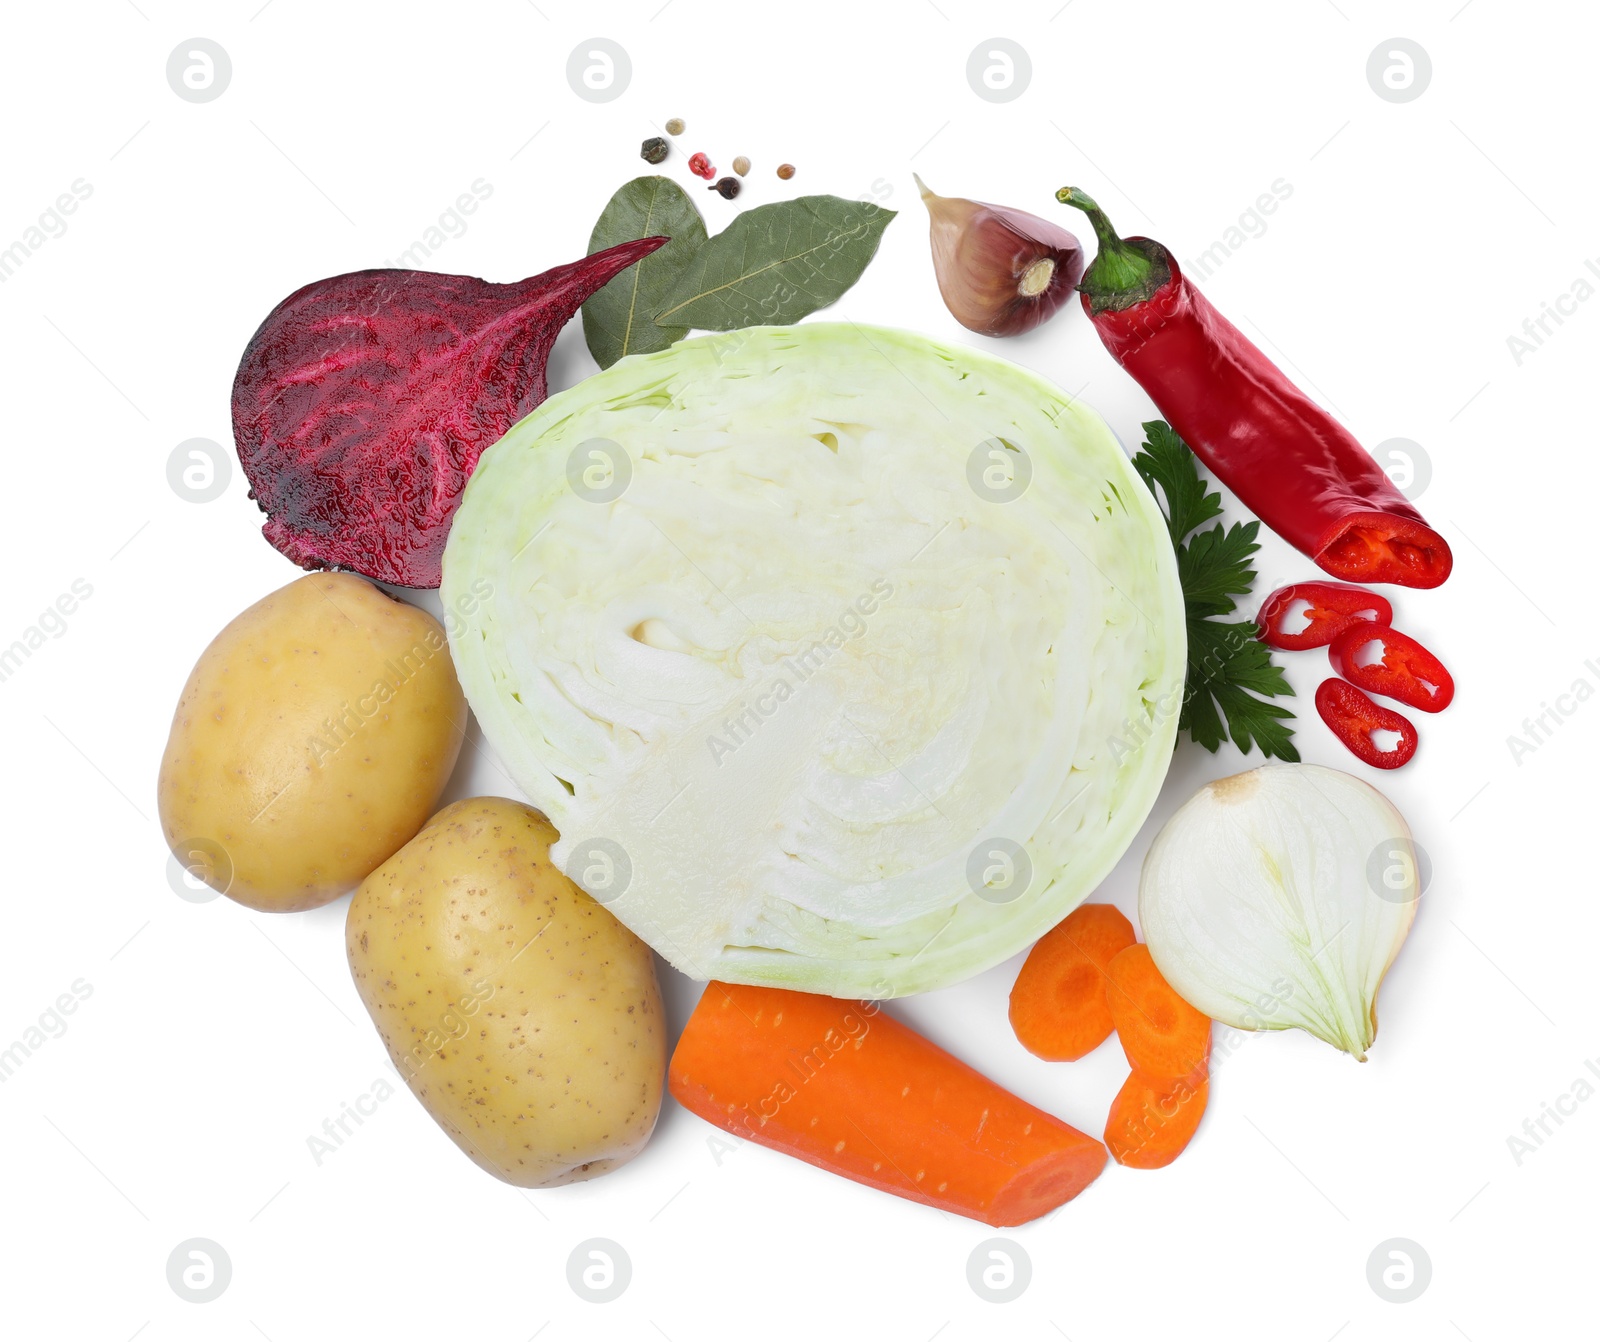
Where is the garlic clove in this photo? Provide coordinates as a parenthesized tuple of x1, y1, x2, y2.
(914, 174, 1085, 338)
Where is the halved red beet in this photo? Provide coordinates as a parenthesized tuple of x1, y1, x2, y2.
(231, 236, 668, 588)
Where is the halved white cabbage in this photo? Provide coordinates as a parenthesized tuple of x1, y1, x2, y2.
(442, 324, 1184, 997)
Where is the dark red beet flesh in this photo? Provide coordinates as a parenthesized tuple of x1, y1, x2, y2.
(231, 236, 668, 588)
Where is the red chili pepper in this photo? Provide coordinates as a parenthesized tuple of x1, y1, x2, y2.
(1315, 678, 1418, 769)
(1328, 620, 1455, 713)
(688, 152, 715, 180)
(1057, 188, 1452, 590)
(1257, 581, 1393, 652)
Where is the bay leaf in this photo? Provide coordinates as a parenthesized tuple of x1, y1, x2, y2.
(582, 176, 708, 368)
(654, 195, 895, 331)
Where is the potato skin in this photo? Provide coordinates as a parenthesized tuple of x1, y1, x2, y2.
(157, 573, 466, 912)
(346, 797, 666, 1187)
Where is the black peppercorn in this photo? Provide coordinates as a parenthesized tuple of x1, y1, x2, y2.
(640, 137, 669, 165)
(708, 176, 740, 200)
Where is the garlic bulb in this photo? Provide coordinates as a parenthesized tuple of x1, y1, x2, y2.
(914, 175, 1084, 337)
(1138, 764, 1419, 1060)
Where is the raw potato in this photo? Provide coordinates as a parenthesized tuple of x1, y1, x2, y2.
(157, 573, 467, 912)
(346, 797, 666, 1187)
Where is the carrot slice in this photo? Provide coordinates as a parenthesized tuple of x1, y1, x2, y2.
(1105, 944, 1212, 1078)
(1008, 903, 1136, 1061)
(1105, 1069, 1209, 1169)
(669, 982, 1108, 1227)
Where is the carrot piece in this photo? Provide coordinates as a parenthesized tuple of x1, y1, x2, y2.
(1105, 944, 1212, 1078)
(668, 982, 1108, 1227)
(1008, 903, 1136, 1061)
(1104, 1069, 1209, 1168)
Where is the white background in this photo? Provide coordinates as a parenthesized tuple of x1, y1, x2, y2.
(1, 1, 1593, 1338)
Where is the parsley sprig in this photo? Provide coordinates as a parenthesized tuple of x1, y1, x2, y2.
(1133, 421, 1299, 762)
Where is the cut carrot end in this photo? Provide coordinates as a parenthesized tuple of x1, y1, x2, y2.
(989, 1142, 1109, 1226)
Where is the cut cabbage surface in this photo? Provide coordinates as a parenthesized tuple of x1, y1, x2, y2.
(442, 324, 1184, 997)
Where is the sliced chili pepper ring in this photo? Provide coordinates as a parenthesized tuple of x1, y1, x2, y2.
(1315, 678, 1418, 769)
(1257, 581, 1394, 652)
(1328, 620, 1455, 713)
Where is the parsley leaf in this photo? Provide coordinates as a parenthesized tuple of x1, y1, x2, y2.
(1176, 520, 1262, 618)
(1132, 421, 1299, 762)
(1186, 618, 1299, 761)
(1133, 419, 1222, 546)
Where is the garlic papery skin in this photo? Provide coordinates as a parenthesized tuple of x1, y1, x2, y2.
(1138, 764, 1419, 1061)
(914, 175, 1085, 337)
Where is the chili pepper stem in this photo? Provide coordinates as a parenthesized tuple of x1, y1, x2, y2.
(1056, 186, 1160, 305)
